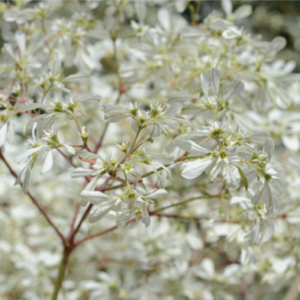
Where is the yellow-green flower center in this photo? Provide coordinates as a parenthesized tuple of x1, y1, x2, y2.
(124, 164, 131, 171)
(219, 151, 227, 159)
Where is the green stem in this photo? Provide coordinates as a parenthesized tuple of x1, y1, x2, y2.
(51, 249, 70, 300)
(129, 128, 141, 154)
(152, 195, 215, 213)
(184, 155, 204, 160)
(41, 84, 52, 104)
(215, 53, 224, 68)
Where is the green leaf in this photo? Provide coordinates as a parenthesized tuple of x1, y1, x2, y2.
(237, 165, 248, 191)
(231, 163, 248, 191)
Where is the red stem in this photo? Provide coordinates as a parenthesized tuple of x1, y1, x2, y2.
(69, 178, 111, 242)
(102, 183, 125, 192)
(67, 180, 89, 240)
(22, 79, 26, 104)
(94, 122, 109, 153)
(0, 150, 65, 242)
(150, 213, 200, 220)
(74, 212, 202, 247)
(70, 203, 93, 242)
(93, 86, 125, 154)
(57, 148, 90, 182)
(57, 148, 77, 168)
(73, 210, 289, 247)
(74, 218, 136, 248)
(68, 203, 81, 239)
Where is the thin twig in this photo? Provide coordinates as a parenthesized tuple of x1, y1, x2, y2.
(151, 195, 211, 213)
(68, 203, 81, 239)
(74, 218, 136, 247)
(67, 180, 89, 240)
(70, 204, 93, 242)
(283, 274, 300, 300)
(57, 148, 77, 168)
(102, 183, 125, 192)
(150, 213, 201, 221)
(94, 122, 109, 153)
(69, 178, 111, 242)
(0, 150, 65, 242)
(21, 79, 26, 104)
(57, 148, 90, 182)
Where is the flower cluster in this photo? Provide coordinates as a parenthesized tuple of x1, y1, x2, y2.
(0, 0, 300, 299)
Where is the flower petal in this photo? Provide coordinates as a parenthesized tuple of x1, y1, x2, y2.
(80, 190, 111, 205)
(41, 151, 53, 174)
(89, 204, 114, 223)
(181, 157, 213, 179)
(0, 123, 8, 147)
(71, 168, 94, 178)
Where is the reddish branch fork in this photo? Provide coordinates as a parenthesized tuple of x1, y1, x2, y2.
(0, 150, 106, 249)
(0, 147, 289, 250)
(0, 150, 65, 242)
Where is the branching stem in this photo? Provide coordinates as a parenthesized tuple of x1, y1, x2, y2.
(0, 150, 65, 242)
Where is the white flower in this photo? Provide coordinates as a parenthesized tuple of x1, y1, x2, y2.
(193, 258, 240, 285)
(230, 196, 275, 244)
(117, 187, 167, 228)
(131, 20, 149, 37)
(222, 0, 252, 21)
(222, 26, 243, 39)
(103, 102, 144, 132)
(22, 93, 101, 138)
(0, 122, 8, 148)
(15, 124, 51, 193)
(244, 161, 285, 217)
(15, 123, 74, 193)
(181, 148, 240, 187)
(201, 68, 244, 110)
(145, 102, 192, 137)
